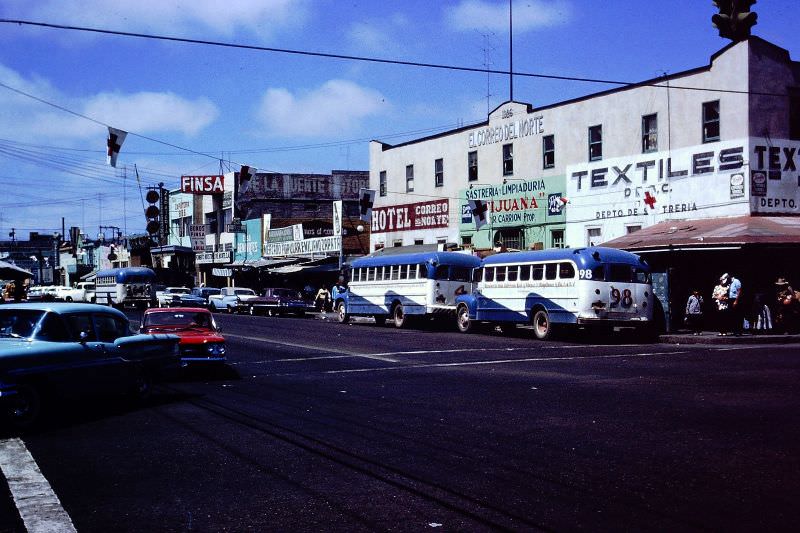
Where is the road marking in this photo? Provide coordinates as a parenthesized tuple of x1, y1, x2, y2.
(0, 438, 77, 533)
(223, 333, 400, 362)
(322, 350, 690, 374)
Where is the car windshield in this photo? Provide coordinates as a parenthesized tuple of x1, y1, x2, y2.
(144, 311, 214, 330)
(0, 309, 46, 338)
(273, 289, 302, 299)
(234, 289, 255, 296)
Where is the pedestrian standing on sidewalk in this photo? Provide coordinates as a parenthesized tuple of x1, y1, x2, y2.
(314, 286, 331, 313)
(727, 273, 743, 335)
(684, 289, 704, 335)
(712, 274, 730, 335)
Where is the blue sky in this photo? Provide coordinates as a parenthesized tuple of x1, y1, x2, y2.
(0, 0, 797, 239)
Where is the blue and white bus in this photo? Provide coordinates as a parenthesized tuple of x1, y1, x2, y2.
(94, 267, 157, 308)
(334, 251, 481, 327)
(455, 247, 654, 339)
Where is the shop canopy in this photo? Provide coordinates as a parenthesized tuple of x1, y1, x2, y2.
(602, 216, 800, 253)
(0, 260, 33, 280)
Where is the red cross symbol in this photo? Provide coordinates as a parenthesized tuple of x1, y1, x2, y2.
(107, 133, 121, 157)
(644, 191, 656, 209)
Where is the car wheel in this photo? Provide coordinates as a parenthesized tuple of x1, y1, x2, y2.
(393, 304, 408, 329)
(456, 304, 474, 333)
(532, 309, 552, 340)
(65, 296, 73, 302)
(336, 301, 349, 324)
(5, 384, 42, 430)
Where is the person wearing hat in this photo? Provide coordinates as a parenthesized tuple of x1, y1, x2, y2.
(775, 277, 799, 333)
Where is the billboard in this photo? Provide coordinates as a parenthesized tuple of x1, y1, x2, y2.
(181, 175, 226, 194)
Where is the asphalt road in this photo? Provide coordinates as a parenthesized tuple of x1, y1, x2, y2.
(2, 312, 799, 532)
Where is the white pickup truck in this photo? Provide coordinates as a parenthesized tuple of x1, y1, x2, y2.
(207, 287, 258, 313)
(56, 282, 96, 303)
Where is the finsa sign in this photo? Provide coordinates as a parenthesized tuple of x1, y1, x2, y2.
(181, 175, 226, 194)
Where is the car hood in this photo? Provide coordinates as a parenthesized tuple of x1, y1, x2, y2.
(142, 327, 224, 344)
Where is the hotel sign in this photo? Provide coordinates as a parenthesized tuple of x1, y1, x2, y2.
(371, 199, 449, 234)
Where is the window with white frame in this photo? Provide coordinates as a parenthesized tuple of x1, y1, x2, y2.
(586, 227, 602, 246)
(434, 158, 444, 187)
(588, 125, 602, 161)
(405, 164, 414, 192)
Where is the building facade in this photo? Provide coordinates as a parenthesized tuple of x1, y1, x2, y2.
(369, 37, 800, 253)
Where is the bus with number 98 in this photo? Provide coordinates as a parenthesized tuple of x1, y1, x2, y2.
(455, 247, 654, 339)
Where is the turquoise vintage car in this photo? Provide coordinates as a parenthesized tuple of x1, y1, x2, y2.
(0, 303, 180, 428)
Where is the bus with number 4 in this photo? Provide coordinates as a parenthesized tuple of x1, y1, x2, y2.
(455, 247, 654, 339)
(334, 251, 481, 327)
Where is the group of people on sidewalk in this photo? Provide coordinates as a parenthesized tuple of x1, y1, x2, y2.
(684, 273, 800, 335)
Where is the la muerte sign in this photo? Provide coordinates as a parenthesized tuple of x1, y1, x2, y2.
(371, 199, 449, 233)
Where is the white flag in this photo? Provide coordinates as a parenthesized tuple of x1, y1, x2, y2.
(239, 165, 255, 195)
(106, 127, 127, 167)
(468, 199, 488, 230)
(358, 188, 376, 222)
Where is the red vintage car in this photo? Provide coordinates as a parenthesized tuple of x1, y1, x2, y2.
(140, 307, 226, 365)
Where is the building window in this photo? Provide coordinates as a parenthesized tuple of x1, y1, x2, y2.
(702, 100, 720, 143)
(379, 171, 387, 197)
(461, 235, 472, 248)
(406, 165, 414, 192)
(790, 88, 800, 141)
(626, 225, 642, 234)
(434, 158, 444, 187)
(393, 240, 403, 247)
(587, 227, 602, 246)
(588, 125, 602, 161)
(542, 135, 555, 169)
(414, 238, 424, 245)
(468, 151, 478, 181)
(642, 114, 657, 153)
(551, 229, 564, 248)
(502, 144, 514, 175)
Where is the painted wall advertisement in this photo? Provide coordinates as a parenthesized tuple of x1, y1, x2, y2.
(459, 177, 565, 230)
(371, 199, 449, 233)
(749, 139, 800, 213)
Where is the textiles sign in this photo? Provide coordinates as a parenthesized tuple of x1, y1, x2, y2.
(371, 199, 449, 234)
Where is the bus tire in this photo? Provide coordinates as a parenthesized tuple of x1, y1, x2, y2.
(374, 315, 386, 326)
(393, 303, 408, 328)
(336, 301, 349, 324)
(456, 304, 474, 333)
(531, 309, 552, 340)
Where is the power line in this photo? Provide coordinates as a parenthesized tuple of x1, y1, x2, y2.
(0, 18, 789, 98)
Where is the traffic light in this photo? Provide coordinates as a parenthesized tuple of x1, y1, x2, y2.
(145, 187, 161, 237)
(712, 0, 757, 42)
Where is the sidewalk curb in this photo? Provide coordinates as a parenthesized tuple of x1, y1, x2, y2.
(659, 333, 800, 344)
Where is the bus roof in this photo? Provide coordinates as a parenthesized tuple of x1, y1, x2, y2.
(95, 266, 157, 283)
(351, 251, 481, 269)
(482, 247, 649, 269)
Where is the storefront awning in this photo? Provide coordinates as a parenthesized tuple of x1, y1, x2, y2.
(602, 216, 800, 253)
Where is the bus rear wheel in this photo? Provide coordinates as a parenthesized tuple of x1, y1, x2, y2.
(532, 309, 552, 340)
(393, 304, 408, 328)
(336, 301, 349, 324)
(456, 304, 474, 333)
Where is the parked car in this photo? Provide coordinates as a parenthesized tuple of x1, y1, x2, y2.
(25, 286, 45, 302)
(55, 282, 95, 302)
(175, 287, 221, 308)
(207, 287, 258, 313)
(244, 288, 315, 317)
(0, 303, 180, 428)
(140, 307, 226, 365)
(156, 287, 191, 307)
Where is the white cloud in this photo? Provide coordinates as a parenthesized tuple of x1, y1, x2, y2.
(5, 0, 310, 41)
(256, 80, 389, 137)
(445, 0, 571, 33)
(346, 13, 412, 57)
(0, 63, 219, 142)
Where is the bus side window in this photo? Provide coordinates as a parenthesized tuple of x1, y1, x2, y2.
(507, 266, 519, 282)
(496, 267, 506, 282)
(434, 265, 449, 280)
(531, 265, 544, 280)
(520, 265, 531, 281)
(472, 268, 483, 283)
(399, 266, 408, 280)
(592, 266, 605, 281)
(485, 267, 495, 282)
(417, 264, 427, 279)
(559, 262, 576, 279)
(545, 263, 558, 280)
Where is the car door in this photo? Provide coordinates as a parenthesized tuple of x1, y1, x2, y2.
(58, 312, 127, 394)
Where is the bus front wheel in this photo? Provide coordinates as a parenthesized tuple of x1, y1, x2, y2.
(336, 301, 349, 324)
(532, 309, 552, 340)
(393, 304, 408, 328)
(456, 304, 474, 333)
